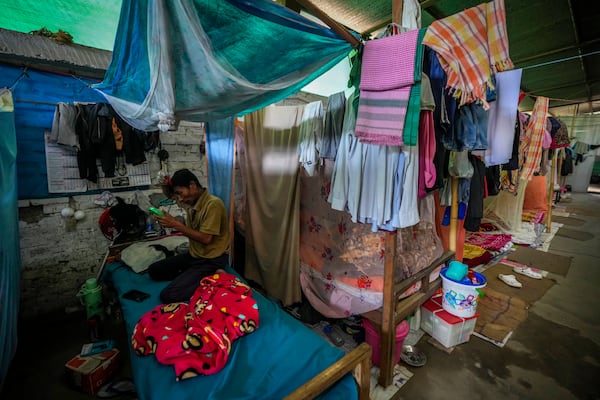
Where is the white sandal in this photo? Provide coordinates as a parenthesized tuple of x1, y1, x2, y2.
(513, 266, 543, 279)
(498, 274, 522, 288)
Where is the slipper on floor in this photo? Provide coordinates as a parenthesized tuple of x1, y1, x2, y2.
(498, 274, 522, 288)
(400, 345, 427, 367)
(513, 266, 543, 279)
(97, 378, 136, 398)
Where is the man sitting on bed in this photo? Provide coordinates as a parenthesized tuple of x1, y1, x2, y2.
(148, 168, 230, 303)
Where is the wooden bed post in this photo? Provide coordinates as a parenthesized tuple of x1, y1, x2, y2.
(448, 176, 459, 252)
(373, 0, 404, 389)
(380, 231, 397, 387)
(545, 150, 557, 232)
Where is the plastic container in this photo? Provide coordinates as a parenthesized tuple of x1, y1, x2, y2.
(420, 295, 477, 348)
(77, 278, 103, 319)
(362, 318, 409, 367)
(323, 324, 345, 346)
(440, 267, 487, 318)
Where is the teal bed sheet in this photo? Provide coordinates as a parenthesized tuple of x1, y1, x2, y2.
(102, 262, 358, 400)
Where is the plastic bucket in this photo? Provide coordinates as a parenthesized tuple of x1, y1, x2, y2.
(362, 319, 409, 367)
(440, 267, 487, 318)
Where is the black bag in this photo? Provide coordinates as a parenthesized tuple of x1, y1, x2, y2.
(109, 197, 146, 238)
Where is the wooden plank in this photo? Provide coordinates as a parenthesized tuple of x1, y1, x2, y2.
(294, 0, 360, 47)
(285, 343, 372, 400)
(392, 251, 454, 293)
(394, 279, 441, 325)
(449, 176, 459, 252)
(362, 251, 454, 329)
(545, 151, 557, 232)
(379, 231, 398, 387)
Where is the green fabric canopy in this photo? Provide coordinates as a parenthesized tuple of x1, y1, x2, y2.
(0, 0, 121, 50)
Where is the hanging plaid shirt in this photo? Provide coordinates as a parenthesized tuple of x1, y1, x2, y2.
(520, 96, 550, 181)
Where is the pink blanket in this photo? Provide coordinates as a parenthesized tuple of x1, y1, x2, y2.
(132, 273, 259, 380)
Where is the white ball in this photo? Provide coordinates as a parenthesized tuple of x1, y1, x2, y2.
(61, 207, 75, 218)
(74, 210, 86, 220)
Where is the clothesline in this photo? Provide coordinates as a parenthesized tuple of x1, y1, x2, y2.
(8, 66, 100, 92)
(520, 49, 600, 71)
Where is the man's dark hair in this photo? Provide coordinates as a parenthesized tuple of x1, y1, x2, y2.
(171, 169, 201, 188)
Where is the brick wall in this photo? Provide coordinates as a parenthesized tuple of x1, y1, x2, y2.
(18, 121, 206, 319)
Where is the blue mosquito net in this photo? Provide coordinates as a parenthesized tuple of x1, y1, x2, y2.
(94, 0, 355, 131)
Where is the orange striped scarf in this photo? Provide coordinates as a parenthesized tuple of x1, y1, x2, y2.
(422, 0, 513, 108)
(520, 96, 549, 181)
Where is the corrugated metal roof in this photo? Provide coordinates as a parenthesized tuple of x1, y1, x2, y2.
(311, 0, 600, 113)
(0, 28, 111, 78)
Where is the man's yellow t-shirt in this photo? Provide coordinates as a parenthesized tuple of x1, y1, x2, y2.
(186, 190, 230, 259)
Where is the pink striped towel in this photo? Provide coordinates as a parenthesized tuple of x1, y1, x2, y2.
(355, 29, 419, 146)
(360, 29, 419, 91)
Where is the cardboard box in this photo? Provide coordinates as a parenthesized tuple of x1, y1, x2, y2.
(421, 295, 478, 348)
(65, 348, 120, 394)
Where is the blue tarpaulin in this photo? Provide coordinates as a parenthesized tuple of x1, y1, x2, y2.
(0, 65, 105, 199)
(0, 89, 20, 383)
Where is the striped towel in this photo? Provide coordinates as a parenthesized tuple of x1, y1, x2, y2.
(355, 29, 419, 146)
(520, 96, 549, 181)
(422, 0, 513, 108)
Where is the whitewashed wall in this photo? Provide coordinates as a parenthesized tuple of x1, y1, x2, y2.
(18, 121, 206, 319)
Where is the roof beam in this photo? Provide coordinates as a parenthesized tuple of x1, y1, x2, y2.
(513, 38, 600, 65)
(567, 0, 592, 104)
(361, 0, 443, 34)
(294, 0, 360, 47)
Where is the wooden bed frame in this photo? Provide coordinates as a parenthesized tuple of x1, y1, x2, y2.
(286, 342, 372, 400)
(362, 230, 455, 391)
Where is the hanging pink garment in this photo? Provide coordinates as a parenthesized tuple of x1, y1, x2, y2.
(418, 110, 436, 198)
(355, 29, 419, 146)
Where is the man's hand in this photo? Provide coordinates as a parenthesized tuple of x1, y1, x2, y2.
(155, 211, 185, 230)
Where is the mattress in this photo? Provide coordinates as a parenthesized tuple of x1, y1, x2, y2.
(102, 262, 357, 400)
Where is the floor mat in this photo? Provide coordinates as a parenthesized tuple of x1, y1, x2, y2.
(473, 287, 528, 347)
(555, 227, 594, 241)
(482, 263, 556, 305)
(370, 364, 414, 400)
(552, 215, 586, 227)
(505, 246, 572, 276)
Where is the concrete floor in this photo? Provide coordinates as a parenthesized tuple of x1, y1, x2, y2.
(2, 192, 599, 400)
(399, 191, 600, 400)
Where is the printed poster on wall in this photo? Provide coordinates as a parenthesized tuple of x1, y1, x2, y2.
(44, 133, 151, 193)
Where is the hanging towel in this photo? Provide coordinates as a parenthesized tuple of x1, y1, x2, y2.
(402, 28, 427, 146)
(320, 92, 346, 160)
(297, 101, 324, 176)
(355, 29, 419, 146)
(422, 0, 513, 108)
(520, 96, 549, 181)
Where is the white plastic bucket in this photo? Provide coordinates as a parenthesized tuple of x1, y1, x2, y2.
(440, 267, 487, 318)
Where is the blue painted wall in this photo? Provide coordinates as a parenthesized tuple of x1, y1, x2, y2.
(0, 64, 106, 198)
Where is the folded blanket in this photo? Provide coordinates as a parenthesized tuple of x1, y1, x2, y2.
(422, 0, 513, 108)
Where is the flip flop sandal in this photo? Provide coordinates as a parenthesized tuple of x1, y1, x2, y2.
(97, 378, 136, 398)
(400, 344, 427, 367)
(498, 274, 522, 288)
(513, 266, 543, 279)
